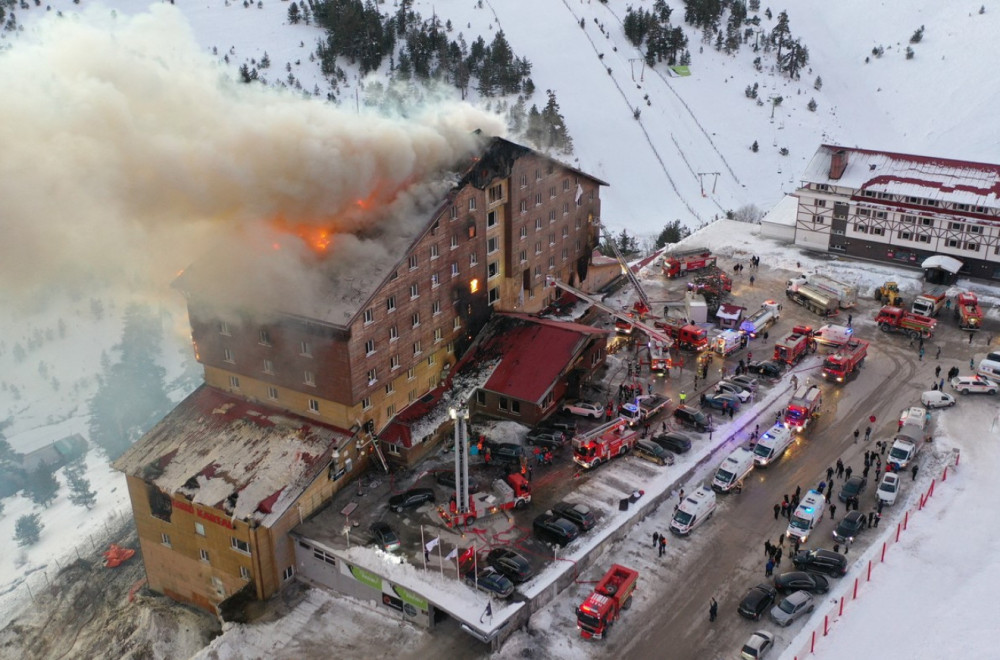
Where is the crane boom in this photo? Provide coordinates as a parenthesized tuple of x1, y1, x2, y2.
(599, 227, 652, 312)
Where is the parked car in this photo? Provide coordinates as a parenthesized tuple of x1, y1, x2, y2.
(920, 390, 956, 409)
(701, 391, 742, 411)
(951, 375, 998, 395)
(876, 472, 900, 506)
(747, 360, 785, 379)
(673, 405, 714, 432)
(388, 487, 436, 513)
(738, 583, 777, 620)
(551, 501, 597, 531)
(464, 567, 515, 599)
(769, 590, 815, 627)
(485, 441, 525, 464)
(729, 374, 760, 393)
(792, 549, 848, 577)
(561, 400, 604, 419)
(525, 429, 565, 449)
(773, 571, 829, 595)
(716, 380, 752, 403)
(833, 510, 866, 544)
(435, 471, 480, 493)
(533, 513, 580, 546)
(486, 548, 535, 584)
(369, 522, 401, 553)
(838, 476, 868, 502)
(539, 419, 578, 436)
(652, 431, 693, 454)
(740, 630, 775, 660)
(634, 439, 675, 466)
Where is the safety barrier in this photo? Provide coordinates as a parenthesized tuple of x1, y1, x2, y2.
(790, 448, 960, 659)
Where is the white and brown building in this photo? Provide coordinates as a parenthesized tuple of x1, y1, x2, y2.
(793, 145, 1000, 281)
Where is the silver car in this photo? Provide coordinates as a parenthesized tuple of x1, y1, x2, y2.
(741, 630, 775, 659)
(769, 590, 815, 627)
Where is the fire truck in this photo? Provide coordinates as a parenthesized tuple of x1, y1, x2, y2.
(955, 292, 983, 330)
(654, 317, 709, 351)
(573, 418, 640, 469)
(439, 473, 531, 527)
(784, 384, 822, 431)
(822, 339, 869, 383)
(576, 564, 639, 639)
(874, 306, 936, 339)
(772, 330, 814, 366)
(662, 248, 715, 278)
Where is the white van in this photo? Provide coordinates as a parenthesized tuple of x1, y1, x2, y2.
(786, 490, 826, 543)
(752, 425, 794, 467)
(977, 357, 1000, 380)
(669, 486, 717, 536)
(711, 447, 755, 493)
(897, 406, 929, 432)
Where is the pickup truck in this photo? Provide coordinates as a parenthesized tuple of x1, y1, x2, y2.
(618, 394, 671, 426)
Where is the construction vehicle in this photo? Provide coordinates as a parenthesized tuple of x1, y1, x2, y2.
(772, 330, 815, 366)
(822, 339, 869, 383)
(714, 329, 743, 356)
(955, 292, 983, 330)
(439, 473, 531, 527)
(786, 282, 839, 317)
(654, 317, 709, 351)
(784, 385, 822, 431)
(740, 300, 782, 338)
(576, 564, 639, 639)
(663, 248, 716, 278)
(911, 285, 949, 318)
(573, 418, 640, 469)
(874, 281, 903, 307)
(875, 306, 936, 339)
(618, 394, 671, 427)
(807, 274, 858, 309)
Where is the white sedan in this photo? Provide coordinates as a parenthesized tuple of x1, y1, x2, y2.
(950, 375, 998, 395)
(876, 472, 900, 506)
(716, 381, 752, 403)
(920, 390, 956, 409)
(561, 400, 604, 419)
(740, 630, 775, 660)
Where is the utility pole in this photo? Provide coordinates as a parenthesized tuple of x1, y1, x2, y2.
(696, 172, 721, 196)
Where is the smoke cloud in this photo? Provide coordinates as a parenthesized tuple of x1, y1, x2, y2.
(0, 5, 505, 305)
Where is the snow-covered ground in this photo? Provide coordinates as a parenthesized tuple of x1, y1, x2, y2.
(2, 0, 1000, 658)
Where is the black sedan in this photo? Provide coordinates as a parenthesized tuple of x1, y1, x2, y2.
(486, 548, 535, 584)
(792, 549, 848, 577)
(738, 583, 777, 620)
(388, 487, 436, 513)
(533, 513, 580, 547)
(652, 431, 693, 454)
(552, 501, 596, 532)
(435, 471, 480, 493)
(833, 510, 866, 544)
(774, 571, 830, 595)
(747, 360, 785, 379)
(838, 476, 868, 503)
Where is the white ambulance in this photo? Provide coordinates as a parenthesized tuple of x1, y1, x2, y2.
(669, 486, 717, 536)
(752, 425, 794, 466)
(786, 490, 826, 543)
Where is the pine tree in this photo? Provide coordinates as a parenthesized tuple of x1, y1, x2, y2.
(655, 220, 692, 249)
(807, 98, 817, 111)
(68, 471, 97, 510)
(15, 514, 43, 547)
(751, 140, 759, 152)
(541, 91, 573, 155)
(25, 465, 59, 508)
(288, 1, 300, 24)
(814, 75, 823, 90)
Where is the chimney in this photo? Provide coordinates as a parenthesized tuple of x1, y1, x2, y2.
(829, 149, 848, 180)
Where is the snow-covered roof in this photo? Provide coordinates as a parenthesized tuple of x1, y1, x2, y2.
(801, 145, 1000, 210)
(716, 303, 745, 320)
(113, 385, 353, 526)
(760, 194, 799, 227)
(922, 255, 963, 274)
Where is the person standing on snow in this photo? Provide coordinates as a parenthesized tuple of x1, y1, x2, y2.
(709, 598, 718, 622)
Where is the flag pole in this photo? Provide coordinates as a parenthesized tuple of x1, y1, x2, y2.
(420, 525, 427, 570)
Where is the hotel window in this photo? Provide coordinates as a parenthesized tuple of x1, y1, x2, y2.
(488, 261, 499, 279)
(431, 273, 440, 288)
(519, 250, 527, 263)
(389, 325, 398, 342)
(897, 231, 912, 240)
(561, 248, 569, 261)
(258, 329, 271, 346)
(967, 243, 980, 251)
(563, 179, 570, 191)
(229, 375, 240, 389)
(950, 221, 963, 231)
(411, 312, 420, 328)
(453, 317, 461, 331)
(161, 533, 171, 547)
(195, 522, 206, 536)
(200, 549, 210, 563)
(549, 232, 556, 246)
(969, 225, 983, 234)
(434, 328, 443, 343)
(499, 397, 509, 411)
(427, 354, 435, 366)
(548, 256, 556, 270)
(549, 186, 556, 198)
(390, 354, 400, 370)
(267, 386, 279, 400)
(511, 401, 521, 415)
(447, 341, 454, 354)
(362, 397, 372, 410)
(947, 238, 959, 248)
(548, 210, 556, 222)
(918, 234, 931, 244)
(387, 404, 396, 418)
(407, 367, 415, 381)
(487, 210, 498, 228)
(476, 391, 486, 405)
(535, 241, 542, 255)
(450, 206, 458, 220)
(562, 226, 569, 238)
(224, 348, 235, 363)
(468, 198, 477, 211)
(488, 237, 499, 254)
(535, 192, 542, 206)
(563, 202, 569, 215)
(520, 226, 527, 239)
(901, 214, 915, 224)
(282, 566, 295, 581)
(409, 390, 417, 403)
(451, 262, 459, 277)
(308, 399, 320, 413)
(240, 566, 251, 580)
(467, 222, 477, 239)
(470, 252, 479, 266)
(871, 227, 884, 236)
(386, 296, 396, 312)
(304, 370, 316, 386)
(519, 200, 528, 213)
(219, 321, 231, 336)
(430, 244, 439, 259)
(231, 538, 251, 555)
(921, 218, 934, 227)
(365, 339, 375, 355)
(432, 300, 441, 315)
(300, 341, 311, 356)
(520, 174, 528, 188)
(535, 168, 541, 181)
(857, 209, 870, 217)
(489, 287, 500, 305)
(488, 183, 503, 203)
(451, 234, 459, 249)
(816, 199, 826, 207)
(262, 359, 274, 374)
(408, 255, 418, 270)
(413, 341, 422, 355)
(812, 216, 825, 224)
(385, 382, 394, 395)
(410, 283, 419, 299)
(364, 308, 374, 325)
(535, 218, 542, 231)
(367, 368, 377, 384)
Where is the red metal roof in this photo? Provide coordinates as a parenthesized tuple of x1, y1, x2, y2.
(480, 314, 607, 403)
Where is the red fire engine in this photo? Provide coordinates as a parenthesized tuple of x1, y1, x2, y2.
(576, 564, 639, 639)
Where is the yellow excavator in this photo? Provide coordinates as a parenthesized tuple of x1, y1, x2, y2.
(874, 281, 903, 307)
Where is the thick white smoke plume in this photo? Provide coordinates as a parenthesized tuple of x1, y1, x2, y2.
(0, 5, 505, 304)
